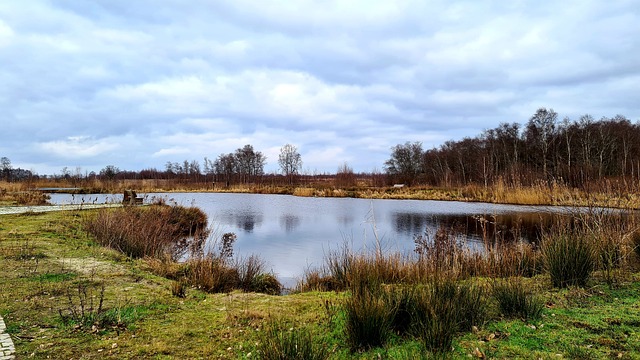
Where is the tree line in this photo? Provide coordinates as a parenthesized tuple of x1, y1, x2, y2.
(384, 108, 640, 188)
(0, 144, 305, 186)
(0, 157, 34, 181)
(4, 108, 639, 189)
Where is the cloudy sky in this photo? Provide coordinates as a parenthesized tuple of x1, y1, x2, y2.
(1, 1, 638, 175)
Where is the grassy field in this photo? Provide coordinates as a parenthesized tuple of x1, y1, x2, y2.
(1, 210, 640, 359)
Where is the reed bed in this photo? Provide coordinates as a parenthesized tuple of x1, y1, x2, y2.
(84, 205, 281, 295)
(83, 205, 209, 260)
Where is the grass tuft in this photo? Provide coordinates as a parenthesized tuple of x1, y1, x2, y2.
(542, 227, 595, 288)
(492, 277, 544, 320)
(257, 319, 330, 360)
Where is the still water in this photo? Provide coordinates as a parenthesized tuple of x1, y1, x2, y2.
(49, 192, 566, 283)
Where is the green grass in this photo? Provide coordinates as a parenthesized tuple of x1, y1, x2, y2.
(1, 210, 640, 358)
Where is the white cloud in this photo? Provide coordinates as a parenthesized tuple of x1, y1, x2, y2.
(0, 0, 638, 174)
(38, 136, 120, 159)
(0, 20, 14, 47)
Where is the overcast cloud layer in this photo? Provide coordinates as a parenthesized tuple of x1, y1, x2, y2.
(1, 1, 639, 175)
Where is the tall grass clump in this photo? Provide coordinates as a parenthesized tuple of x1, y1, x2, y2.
(83, 205, 209, 260)
(410, 277, 488, 353)
(541, 226, 595, 288)
(184, 233, 281, 294)
(257, 319, 330, 360)
(492, 278, 544, 320)
(631, 230, 640, 264)
(344, 280, 394, 352)
(577, 210, 638, 287)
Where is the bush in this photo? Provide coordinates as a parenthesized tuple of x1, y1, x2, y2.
(492, 278, 544, 320)
(542, 230, 595, 288)
(257, 319, 330, 360)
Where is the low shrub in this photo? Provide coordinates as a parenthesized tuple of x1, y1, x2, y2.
(492, 278, 544, 320)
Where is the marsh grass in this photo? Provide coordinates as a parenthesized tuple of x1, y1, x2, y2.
(171, 280, 187, 298)
(542, 225, 595, 288)
(342, 272, 489, 354)
(257, 319, 331, 360)
(83, 205, 209, 260)
(0, 184, 50, 205)
(344, 281, 394, 352)
(299, 226, 543, 294)
(181, 234, 281, 294)
(578, 210, 637, 287)
(409, 277, 489, 353)
(631, 230, 640, 264)
(492, 277, 544, 320)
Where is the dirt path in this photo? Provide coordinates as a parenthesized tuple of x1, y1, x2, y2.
(0, 203, 122, 216)
(0, 315, 15, 359)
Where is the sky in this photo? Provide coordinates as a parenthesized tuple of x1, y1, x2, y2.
(1, 1, 639, 176)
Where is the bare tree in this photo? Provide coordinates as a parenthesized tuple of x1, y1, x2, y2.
(99, 165, 120, 181)
(1, 157, 11, 180)
(384, 142, 423, 185)
(336, 162, 356, 187)
(524, 107, 557, 180)
(235, 144, 266, 183)
(278, 144, 302, 183)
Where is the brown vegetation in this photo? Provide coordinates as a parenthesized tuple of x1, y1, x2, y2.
(83, 205, 281, 295)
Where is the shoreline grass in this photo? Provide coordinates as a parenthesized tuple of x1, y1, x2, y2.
(4, 178, 640, 209)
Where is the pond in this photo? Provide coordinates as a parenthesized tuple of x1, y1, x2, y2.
(49, 192, 569, 285)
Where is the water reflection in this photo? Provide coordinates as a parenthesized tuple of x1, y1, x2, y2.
(280, 214, 301, 233)
(220, 212, 264, 232)
(393, 211, 562, 244)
